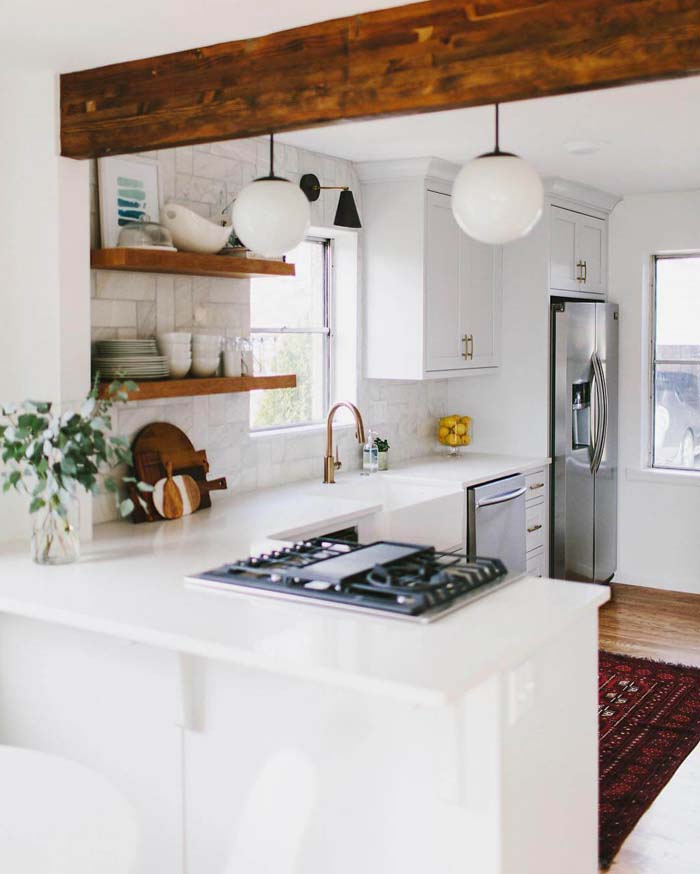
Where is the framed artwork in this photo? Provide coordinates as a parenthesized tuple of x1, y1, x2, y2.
(98, 157, 161, 248)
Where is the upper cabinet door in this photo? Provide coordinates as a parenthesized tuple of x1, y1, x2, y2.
(550, 205, 607, 296)
(459, 232, 501, 369)
(577, 214, 606, 295)
(550, 206, 580, 293)
(424, 190, 468, 372)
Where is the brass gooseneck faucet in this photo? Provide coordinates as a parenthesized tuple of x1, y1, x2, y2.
(323, 402, 366, 484)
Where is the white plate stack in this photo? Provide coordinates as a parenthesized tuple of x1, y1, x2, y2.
(92, 339, 170, 381)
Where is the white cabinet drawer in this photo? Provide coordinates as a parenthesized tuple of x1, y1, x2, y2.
(525, 469, 547, 502)
(526, 501, 546, 553)
(527, 547, 546, 578)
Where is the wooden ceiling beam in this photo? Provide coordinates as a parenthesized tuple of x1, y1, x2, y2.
(60, 0, 700, 159)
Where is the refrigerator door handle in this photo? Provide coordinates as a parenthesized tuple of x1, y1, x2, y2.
(597, 352, 609, 472)
(590, 353, 607, 474)
(590, 356, 599, 472)
(475, 486, 527, 508)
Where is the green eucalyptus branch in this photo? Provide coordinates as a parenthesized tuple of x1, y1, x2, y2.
(0, 377, 152, 519)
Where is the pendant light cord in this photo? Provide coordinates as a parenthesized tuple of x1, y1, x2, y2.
(494, 103, 500, 154)
(269, 133, 275, 178)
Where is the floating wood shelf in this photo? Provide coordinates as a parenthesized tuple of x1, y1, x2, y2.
(91, 248, 295, 279)
(98, 374, 297, 401)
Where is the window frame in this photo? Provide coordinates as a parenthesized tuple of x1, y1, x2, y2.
(649, 251, 700, 471)
(249, 235, 333, 433)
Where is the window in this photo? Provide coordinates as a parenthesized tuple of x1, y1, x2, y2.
(249, 237, 331, 431)
(651, 254, 700, 470)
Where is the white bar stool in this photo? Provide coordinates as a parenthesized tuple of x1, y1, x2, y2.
(0, 745, 139, 874)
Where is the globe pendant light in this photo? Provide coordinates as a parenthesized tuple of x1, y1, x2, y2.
(451, 104, 543, 245)
(232, 134, 310, 257)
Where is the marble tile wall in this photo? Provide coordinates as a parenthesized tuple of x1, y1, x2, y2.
(90, 138, 447, 523)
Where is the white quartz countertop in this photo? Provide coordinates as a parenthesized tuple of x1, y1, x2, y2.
(0, 452, 603, 706)
(385, 451, 550, 487)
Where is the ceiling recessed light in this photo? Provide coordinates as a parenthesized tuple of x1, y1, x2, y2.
(564, 139, 606, 156)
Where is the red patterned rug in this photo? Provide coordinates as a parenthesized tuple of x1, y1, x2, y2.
(599, 650, 700, 868)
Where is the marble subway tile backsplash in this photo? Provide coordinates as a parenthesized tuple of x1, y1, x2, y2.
(91, 136, 447, 523)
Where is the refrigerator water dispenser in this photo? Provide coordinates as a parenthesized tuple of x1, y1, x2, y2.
(572, 381, 591, 450)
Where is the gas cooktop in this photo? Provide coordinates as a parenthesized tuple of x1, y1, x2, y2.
(186, 537, 520, 623)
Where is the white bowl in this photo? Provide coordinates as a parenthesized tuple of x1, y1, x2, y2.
(169, 360, 192, 378)
(160, 345, 191, 357)
(193, 352, 221, 362)
(161, 203, 232, 255)
(191, 358, 220, 378)
(192, 334, 222, 345)
(159, 332, 191, 343)
(160, 342, 191, 354)
(159, 338, 191, 348)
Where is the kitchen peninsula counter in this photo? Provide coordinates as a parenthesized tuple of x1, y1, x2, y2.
(0, 453, 603, 874)
(0, 453, 586, 706)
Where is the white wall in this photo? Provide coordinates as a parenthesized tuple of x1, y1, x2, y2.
(0, 71, 91, 542)
(610, 190, 700, 592)
(91, 139, 447, 522)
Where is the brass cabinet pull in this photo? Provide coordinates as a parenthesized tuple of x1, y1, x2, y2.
(576, 261, 584, 282)
(462, 334, 474, 361)
(581, 260, 587, 282)
(527, 523, 543, 533)
(528, 482, 545, 491)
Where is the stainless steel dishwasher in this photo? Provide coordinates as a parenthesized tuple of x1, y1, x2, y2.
(467, 474, 527, 574)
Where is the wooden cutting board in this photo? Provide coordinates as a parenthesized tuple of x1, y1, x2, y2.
(129, 423, 227, 523)
(153, 470, 201, 519)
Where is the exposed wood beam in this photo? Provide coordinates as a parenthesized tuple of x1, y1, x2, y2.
(61, 0, 700, 159)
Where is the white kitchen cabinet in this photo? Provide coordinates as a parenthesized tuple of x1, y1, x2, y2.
(0, 615, 184, 874)
(525, 466, 549, 577)
(526, 499, 546, 553)
(359, 158, 502, 380)
(550, 204, 607, 297)
(526, 547, 546, 578)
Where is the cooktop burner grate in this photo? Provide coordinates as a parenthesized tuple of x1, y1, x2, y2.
(186, 537, 519, 623)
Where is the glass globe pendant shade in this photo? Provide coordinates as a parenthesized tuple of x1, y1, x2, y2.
(451, 103, 543, 245)
(232, 177, 310, 258)
(451, 154, 543, 245)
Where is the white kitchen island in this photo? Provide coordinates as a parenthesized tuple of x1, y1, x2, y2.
(0, 455, 607, 874)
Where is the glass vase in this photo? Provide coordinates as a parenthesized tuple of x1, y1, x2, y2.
(31, 500, 80, 565)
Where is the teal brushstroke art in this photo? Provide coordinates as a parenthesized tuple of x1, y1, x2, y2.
(117, 176, 143, 187)
(118, 211, 146, 225)
(101, 158, 159, 246)
(117, 175, 146, 226)
(117, 188, 147, 201)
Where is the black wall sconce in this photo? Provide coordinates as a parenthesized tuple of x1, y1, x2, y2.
(299, 174, 362, 228)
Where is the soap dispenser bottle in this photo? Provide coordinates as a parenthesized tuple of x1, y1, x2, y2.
(362, 429, 379, 475)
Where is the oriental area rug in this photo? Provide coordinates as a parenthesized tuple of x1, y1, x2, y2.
(598, 650, 700, 868)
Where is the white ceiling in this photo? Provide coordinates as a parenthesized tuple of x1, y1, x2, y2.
(1, 0, 409, 72)
(279, 76, 700, 196)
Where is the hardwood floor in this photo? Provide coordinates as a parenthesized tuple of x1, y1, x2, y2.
(600, 583, 700, 873)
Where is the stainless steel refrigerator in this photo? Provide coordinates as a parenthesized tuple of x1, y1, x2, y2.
(551, 300, 618, 582)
